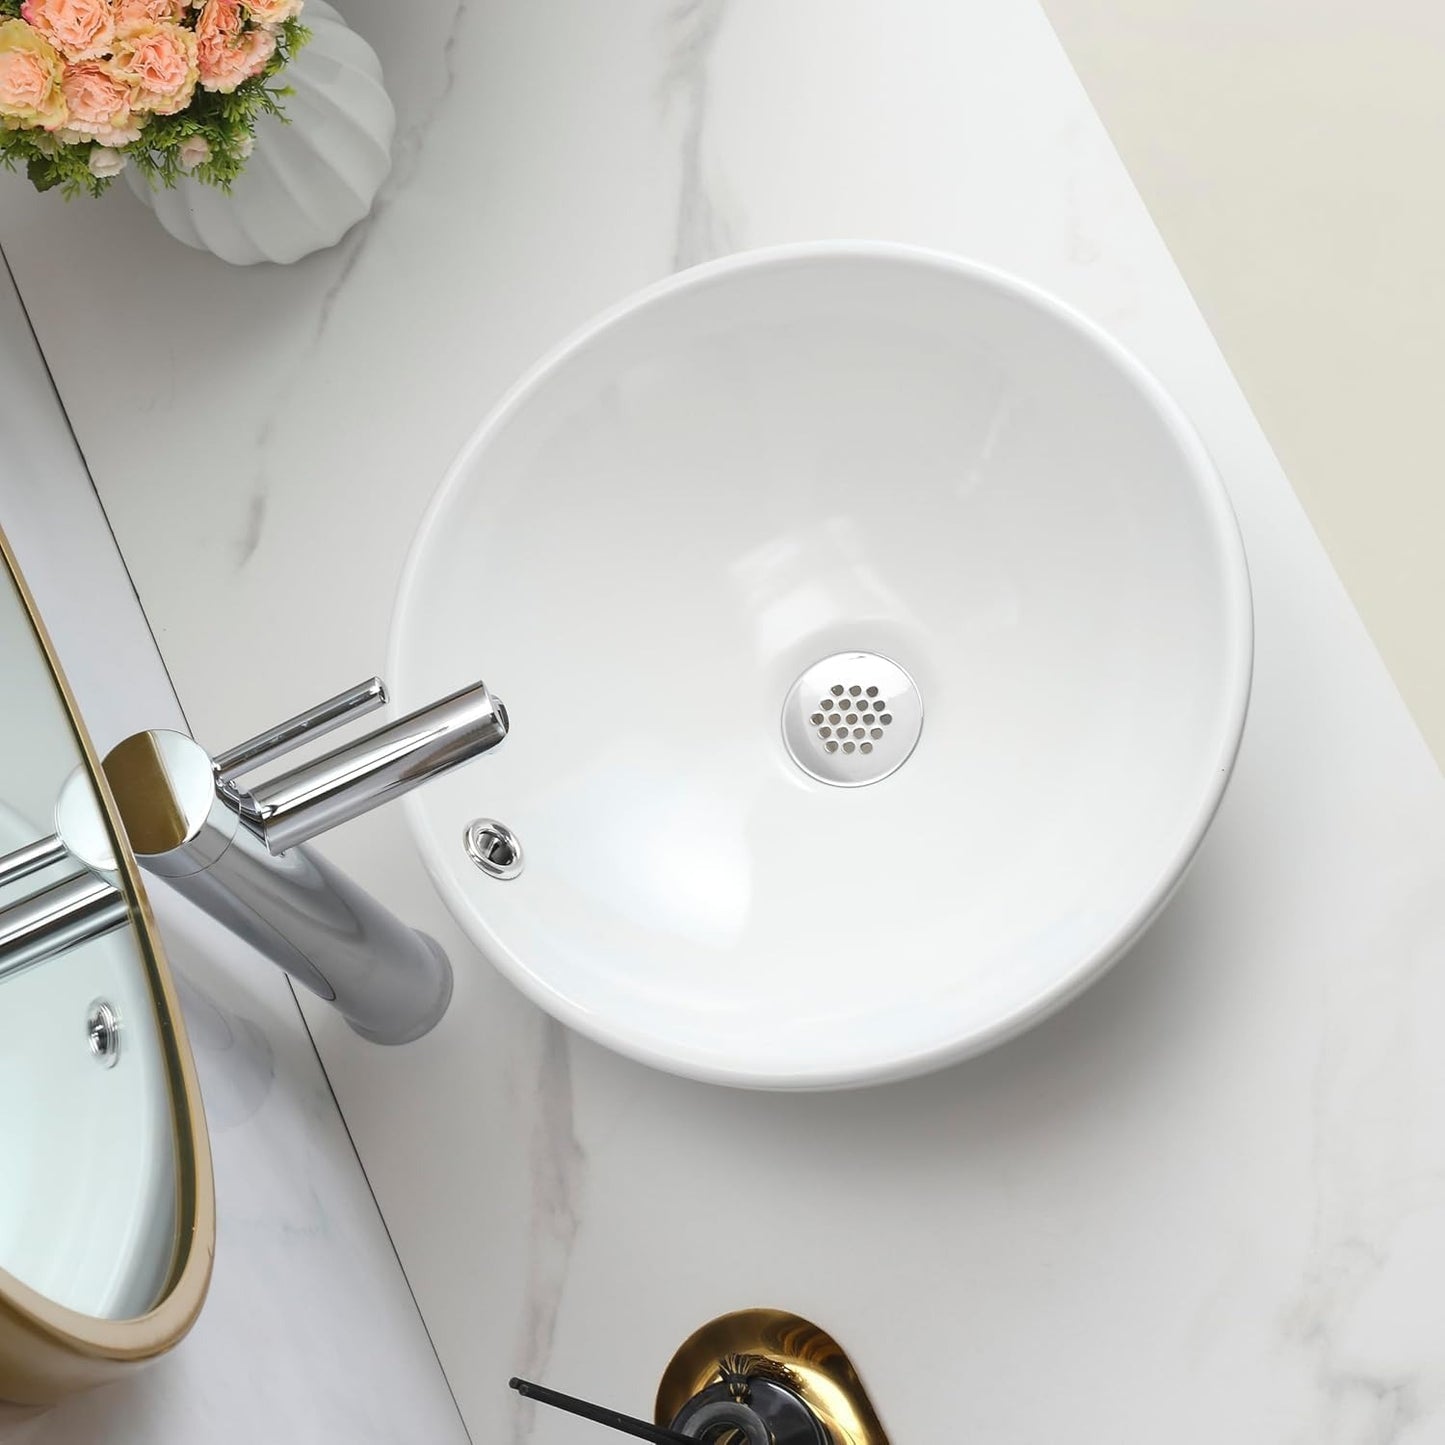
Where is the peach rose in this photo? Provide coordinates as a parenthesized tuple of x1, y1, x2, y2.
(195, 0, 274, 92)
(244, 0, 302, 24)
(58, 58, 141, 144)
(195, 0, 240, 44)
(0, 19, 67, 130)
(114, 0, 189, 25)
(18, 0, 114, 62)
(112, 20, 197, 113)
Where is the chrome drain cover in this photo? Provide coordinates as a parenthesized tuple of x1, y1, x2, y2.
(781, 652, 923, 787)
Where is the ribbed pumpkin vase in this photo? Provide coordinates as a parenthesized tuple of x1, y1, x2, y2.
(126, 1, 395, 265)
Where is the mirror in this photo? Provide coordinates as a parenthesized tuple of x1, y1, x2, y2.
(0, 527, 213, 1403)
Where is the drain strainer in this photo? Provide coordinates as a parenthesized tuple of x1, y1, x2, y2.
(781, 652, 923, 787)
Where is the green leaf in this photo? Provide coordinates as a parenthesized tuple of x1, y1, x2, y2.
(25, 155, 59, 191)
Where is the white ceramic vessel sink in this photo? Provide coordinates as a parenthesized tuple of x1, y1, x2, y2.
(392, 243, 1252, 1089)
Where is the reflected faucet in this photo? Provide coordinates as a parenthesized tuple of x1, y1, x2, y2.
(100, 678, 507, 1044)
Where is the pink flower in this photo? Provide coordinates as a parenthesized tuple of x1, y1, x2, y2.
(195, 0, 241, 46)
(0, 19, 68, 130)
(58, 58, 140, 144)
(176, 132, 209, 170)
(114, 0, 189, 25)
(87, 141, 126, 175)
(195, 0, 274, 93)
(244, 0, 302, 23)
(111, 20, 197, 113)
(18, 0, 114, 62)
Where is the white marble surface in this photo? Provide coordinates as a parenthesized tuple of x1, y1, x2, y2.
(3, 2, 1445, 1441)
(0, 263, 466, 1442)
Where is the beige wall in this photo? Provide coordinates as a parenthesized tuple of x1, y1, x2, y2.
(1042, 0, 1445, 767)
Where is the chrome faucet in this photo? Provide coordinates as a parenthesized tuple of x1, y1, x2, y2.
(99, 677, 508, 1043)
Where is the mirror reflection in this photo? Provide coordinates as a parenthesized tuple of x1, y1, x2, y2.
(0, 556, 179, 1320)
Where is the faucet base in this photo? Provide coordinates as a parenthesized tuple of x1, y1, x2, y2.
(346, 932, 453, 1046)
(157, 818, 455, 1046)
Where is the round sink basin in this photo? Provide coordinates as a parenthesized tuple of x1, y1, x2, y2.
(392, 243, 1252, 1089)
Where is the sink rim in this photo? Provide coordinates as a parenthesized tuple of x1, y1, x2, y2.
(391, 239, 1254, 1089)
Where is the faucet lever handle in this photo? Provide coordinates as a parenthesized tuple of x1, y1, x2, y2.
(215, 677, 389, 782)
(247, 680, 508, 855)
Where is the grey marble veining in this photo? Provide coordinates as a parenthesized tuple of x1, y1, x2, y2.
(661, 0, 736, 270)
(510, 1021, 586, 1442)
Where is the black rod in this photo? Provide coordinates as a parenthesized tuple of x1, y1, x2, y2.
(509, 1377, 695, 1444)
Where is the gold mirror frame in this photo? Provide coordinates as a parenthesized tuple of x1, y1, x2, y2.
(0, 526, 214, 1404)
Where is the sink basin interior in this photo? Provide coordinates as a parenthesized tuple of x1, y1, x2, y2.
(393, 244, 1251, 1088)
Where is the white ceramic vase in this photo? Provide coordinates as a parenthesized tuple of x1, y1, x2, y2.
(125, 1, 395, 265)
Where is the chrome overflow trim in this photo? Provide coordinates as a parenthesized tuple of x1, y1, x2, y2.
(465, 819, 524, 879)
(87, 999, 120, 1068)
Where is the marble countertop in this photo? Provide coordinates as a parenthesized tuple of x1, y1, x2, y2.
(4, 2, 1445, 1440)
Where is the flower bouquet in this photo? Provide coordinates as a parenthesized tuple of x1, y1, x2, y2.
(0, 0, 308, 197)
